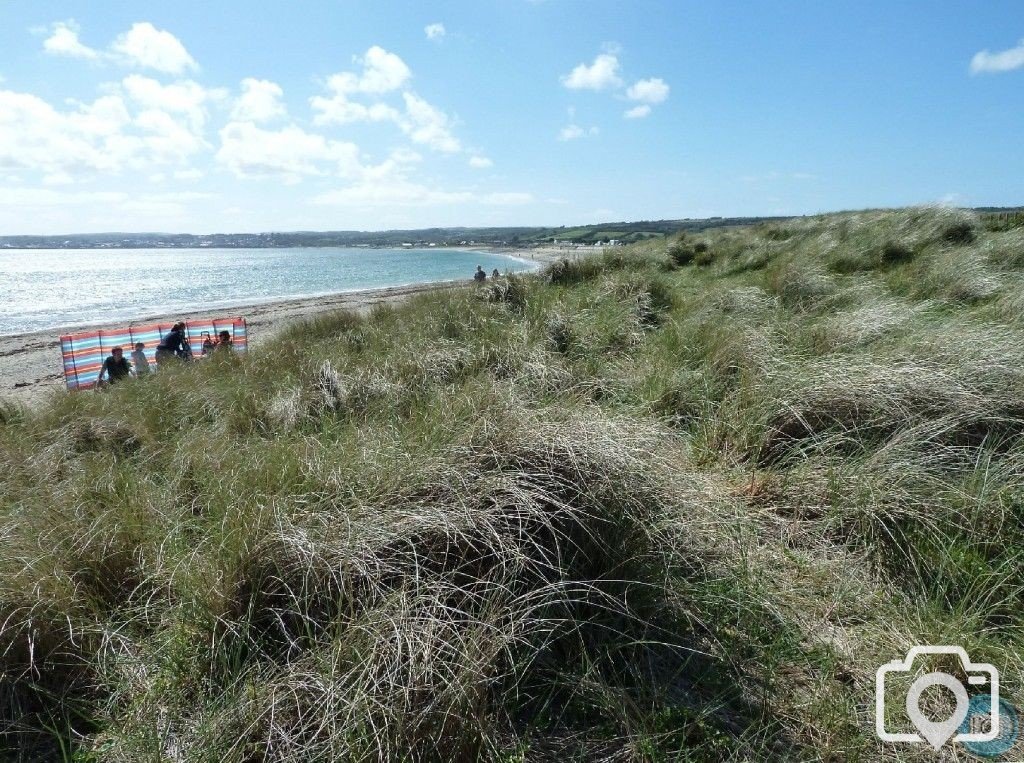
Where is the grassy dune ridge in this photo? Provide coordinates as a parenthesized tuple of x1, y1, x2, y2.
(3, 207, 1024, 760)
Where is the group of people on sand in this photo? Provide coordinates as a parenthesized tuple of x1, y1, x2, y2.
(473, 265, 504, 282)
(98, 322, 233, 386)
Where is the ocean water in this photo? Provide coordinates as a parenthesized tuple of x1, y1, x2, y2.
(0, 247, 537, 336)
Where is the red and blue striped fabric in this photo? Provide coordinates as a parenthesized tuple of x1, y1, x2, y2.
(60, 317, 248, 391)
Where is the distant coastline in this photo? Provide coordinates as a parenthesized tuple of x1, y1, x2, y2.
(0, 214, 793, 250)
(1, 208, 1020, 250)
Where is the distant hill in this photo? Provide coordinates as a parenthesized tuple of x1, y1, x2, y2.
(0, 215, 793, 249)
(3, 207, 1020, 249)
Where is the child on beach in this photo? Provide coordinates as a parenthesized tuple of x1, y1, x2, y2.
(131, 342, 150, 376)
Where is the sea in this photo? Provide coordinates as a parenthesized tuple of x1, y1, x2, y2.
(0, 247, 537, 336)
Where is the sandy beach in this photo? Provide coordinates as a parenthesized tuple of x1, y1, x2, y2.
(0, 245, 595, 406)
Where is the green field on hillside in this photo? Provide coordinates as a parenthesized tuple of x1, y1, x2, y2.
(3, 208, 1024, 761)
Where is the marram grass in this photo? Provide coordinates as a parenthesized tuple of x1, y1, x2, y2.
(3, 207, 1024, 761)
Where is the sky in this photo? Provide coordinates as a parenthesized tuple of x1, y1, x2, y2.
(0, 0, 1022, 234)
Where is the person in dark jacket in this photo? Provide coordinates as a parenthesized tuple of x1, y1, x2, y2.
(100, 346, 131, 385)
(215, 330, 233, 350)
(155, 322, 191, 365)
(473, 265, 486, 282)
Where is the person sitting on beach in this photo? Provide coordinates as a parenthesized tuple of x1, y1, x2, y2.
(474, 265, 486, 282)
(155, 322, 191, 365)
(100, 346, 131, 385)
(491, 268, 501, 279)
(215, 330, 233, 351)
(131, 342, 150, 376)
(201, 333, 215, 356)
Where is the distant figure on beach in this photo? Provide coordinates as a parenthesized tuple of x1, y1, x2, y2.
(491, 268, 501, 279)
(100, 346, 131, 385)
(155, 322, 191, 365)
(216, 330, 233, 351)
(474, 265, 486, 282)
(201, 333, 215, 356)
(131, 342, 150, 376)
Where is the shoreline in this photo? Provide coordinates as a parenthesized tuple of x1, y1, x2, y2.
(0, 245, 598, 406)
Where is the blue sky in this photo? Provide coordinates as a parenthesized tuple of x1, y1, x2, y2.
(0, 1, 1021, 234)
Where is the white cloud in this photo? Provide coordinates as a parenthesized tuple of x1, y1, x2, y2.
(311, 45, 462, 154)
(970, 39, 1024, 74)
(561, 52, 669, 123)
(311, 91, 400, 125)
(425, 23, 446, 40)
(326, 46, 411, 95)
(469, 155, 493, 169)
(400, 92, 460, 152)
(111, 22, 198, 74)
(174, 168, 204, 180)
(133, 108, 207, 163)
(561, 53, 622, 90)
(231, 78, 286, 122)
(312, 88, 459, 154)
(216, 121, 361, 181)
(0, 78, 205, 179)
(626, 77, 669, 104)
(558, 124, 598, 141)
(121, 75, 220, 132)
(43, 21, 100, 60)
(624, 105, 651, 119)
(0, 90, 133, 175)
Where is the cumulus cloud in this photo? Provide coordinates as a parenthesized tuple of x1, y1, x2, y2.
(111, 22, 198, 74)
(231, 78, 286, 122)
(623, 104, 651, 119)
(41, 20, 199, 74)
(310, 47, 410, 126)
(216, 121, 361, 181)
(400, 92, 460, 152)
(311, 92, 399, 125)
(326, 46, 411, 95)
(558, 123, 598, 141)
(0, 87, 209, 176)
(561, 50, 669, 125)
(21, 27, 495, 220)
(133, 108, 208, 163)
(311, 47, 461, 154)
(313, 86, 461, 154)
(121, 75, 222, 132)
(425, 23, 446, 40)
(970, 39, 1024, 74)
(561, 53, 622, 90)
(43, 21, 100, 60)
(626, 77, 669, 104)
